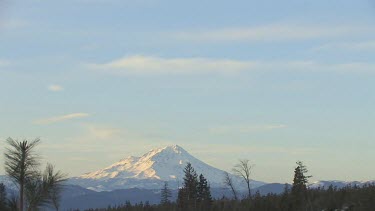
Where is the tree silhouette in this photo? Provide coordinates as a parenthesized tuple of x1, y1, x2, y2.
(233, 159, 254, 198)
(4, 138, 66, 211)
(197, 174, 212, 209)
(4, 138, 40, 211)
(160, 181, 172, 205)
(178, 162, 199, 210)
(291, 161, 311, 210)
(223, 171, 238, 200)
(25, 164, 67, 211)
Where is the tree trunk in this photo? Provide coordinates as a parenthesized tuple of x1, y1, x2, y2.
(247, 181, 251, 198)
(20, 181, 23, 211)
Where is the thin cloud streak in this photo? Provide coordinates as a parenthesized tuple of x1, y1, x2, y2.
(191, 145, 316, 156)
(209, 124, 287, 134)
(89, 55, 257, 75)
(88, 55, 375, 76)
(34, 113, 90, 125)
(172, 24, 373, 42)
(312, 40, 375, 52)
(48, 84, 64, 92)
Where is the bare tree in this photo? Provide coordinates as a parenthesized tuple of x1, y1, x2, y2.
(223, 172, 238, 200)
(232, 159, 254, 198)
(4, 138, 41, 211)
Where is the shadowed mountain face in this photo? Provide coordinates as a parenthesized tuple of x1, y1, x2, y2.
(68, 145, 265, 191)
(59, 184, 289, 210)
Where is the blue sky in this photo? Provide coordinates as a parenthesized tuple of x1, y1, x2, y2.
(0, 0, 374, 183)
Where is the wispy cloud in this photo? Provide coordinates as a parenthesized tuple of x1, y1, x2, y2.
(88, 55, 375, 75)
(209, 124, 287, 134)
(270, 61, 375, 74)
(172, 24, 373, 42)
(312, 40, 375, 52)
(191, 145, 316, 155)
(35, 113, 90, 125)
(89, 55, 257, 75)
(48, 84, 64, 92)
(85, 124, 121, 140)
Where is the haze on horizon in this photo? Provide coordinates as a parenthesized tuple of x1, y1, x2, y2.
(0, 0, 374, 184)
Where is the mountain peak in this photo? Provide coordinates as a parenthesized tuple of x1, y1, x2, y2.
(73, 145, 266, 191)
(141, 145, 188, 159)
(160, 144, 186, 154)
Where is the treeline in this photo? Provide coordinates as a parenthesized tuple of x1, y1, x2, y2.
(82, 184, 375, 211)
(82, 161, 375, 211)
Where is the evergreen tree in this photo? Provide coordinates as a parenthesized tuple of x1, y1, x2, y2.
(144, 201, 151, 210)
(160, 181, 172, 205)
(4, 138, 66, 211)
(197, 174, 212, 207)
(280, 184, 292, 211)
(4, 138, 40, 211)
(177, 162, 199, 210)
(177, 187, 187, 210)
(125, 200, 132, 209)
(291, 161, 311, 210)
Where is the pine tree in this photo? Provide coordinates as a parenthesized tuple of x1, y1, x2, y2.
(197, 174, 212, 209)
(160, 181, 172, 205)
(291, 161, 311, 210)
(177, 187, 187, 210)
(4, 138, 40, 211)
(177, 162, 199, 210)
(280, 184, 292, 211)
(125, 200, 132, 209)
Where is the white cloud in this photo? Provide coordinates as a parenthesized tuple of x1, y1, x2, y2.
(210, 124, 287, 134)
(48, 84, 64, 92)
(89, 55, 375, 76)
(172, 24, 373, 42)
(35, 113, 90, 125)
(312, 40, 375, 52)
(89, 55, 257, 75)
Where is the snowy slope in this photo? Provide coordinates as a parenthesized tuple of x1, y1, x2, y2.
(0, 175, 17, 191)
(69, 145, 265, 191)
(309, 180, 375, 189)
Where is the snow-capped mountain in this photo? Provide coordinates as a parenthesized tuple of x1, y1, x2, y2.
(69, 145, 265, 191)
(309, 180, 375, 189)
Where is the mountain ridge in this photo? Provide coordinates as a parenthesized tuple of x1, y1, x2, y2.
(69, 145, 265, 191)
